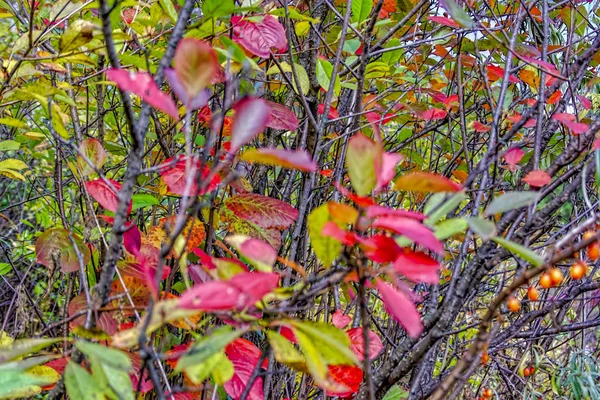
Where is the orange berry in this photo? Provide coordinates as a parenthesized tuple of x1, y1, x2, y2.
(583, 230, 596, 241)
(481, 352, 489, 365)
(549, 268, 564, 286)
(539, 273, 553, 289)
(529, 366, 535, 375)
(507, 296, 521, 312)
(527, 286, 539, 301)
(570, 261, 587, 280)
(524, 367, 531, 377)
(483, 388, 493, 398)
(588, 244, 600, 260)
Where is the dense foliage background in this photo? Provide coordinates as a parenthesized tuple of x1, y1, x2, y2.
(1, 0, 600, 398)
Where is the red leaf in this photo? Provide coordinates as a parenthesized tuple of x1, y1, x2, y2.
(170, 38, 217, 103)
(547, 90, 562, 105)
(327, 365, 363, 397)
(159, 155, 220, 196)
(394, 171, 461, 193)
(375, 152, 403, 191)
(85, 179, 131, 214)
(522, 169, 551, 188)
(224, 339, 265, 400)
(578, 95, 592, 110)
(427, 15, 459, 28)
(473, 121, 491, 133)
(358, 234, 401, 263)
(332, 310, 352, 329)
(234, 15, 287, 58)
(225, 193, 298, 229)
(229, 272, 280, 308)
(321, 221, 357, 246)
(123, 223, 141, 256)
(346, 327, 384, 361)
(227, 236, 277, 270)
(372, 217, 444, 254)
(420, 108, 447, 120)
(393, 249, 440, 283)
(317, 104, 339, 119)
(552, 113, 588, 134)
(486, 64, 520, 83)
(365, 205, 426, 221)
(504, 147, 524, 172)
(280, 326, 298, 343)
(335, 183, 376, 207)
(240, 148, 317, 172)
(375, 280, 423, 339)
(265, 100, 299, 131)
(105, 69, 178, 119)
(231, 97, 270, 151)
(69, 293, 117, 334)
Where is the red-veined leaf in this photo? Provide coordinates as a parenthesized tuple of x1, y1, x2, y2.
(394, 171, 461, 193)
(234, 15, 287, 58)
(265, 100, 298, 131)
(332, 310, 352, 329)
(230, 97, 270, 151)
(522, 169, 551, 188)
(240, 148, 317, 172)
(36, 228, 91, 273)
(326, 365, 363, 397)
(224, 338, 265, 400)
(85, 179, 131, 214)
(105, 69, 179, 119)
(375, 280, 423, 339)
(77, 138, 107, 176)
(346, 327, 384, 361)
(393, 249, 440, 283)
(372, 217, 444, 254)
(159, 155, 220, 196)
(224, 193, 298, 229)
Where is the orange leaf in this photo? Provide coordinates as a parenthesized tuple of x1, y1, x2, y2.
(394, 171, 462, 193)
(522, 170, 551, 188)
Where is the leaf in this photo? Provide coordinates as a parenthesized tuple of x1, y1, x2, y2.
(76, 138, 107, 176)
(434, 218, 468, 240)
(131, 193, 159, 210)
(75, 341, 132, 371)
(0, 117, 28, 129)
(224, 338, 265, 400)
(64, 362, 105, 400)
(202, 0, 234, 19)
(467, 217, 496, 241)
(267, 330, 305, 371)
(346, 328, 383, 361)
(265, 100, 299, 131)
(159, 155, 220, 196)
(158, 0, 178, 22)
(36, 228, 91, 273)
(308, 203, 345, 267)
(351, 0, 372, 24)
(552, 113, 588, 134)
(346, 133, 378, 196)
(375, 280, 423, 339)
(484, 191, 540, 216)
(0, 140, 20, 151)
(504, 147, 524, 172)
(427, 16, 459, 28)
(375, 152, 403, 191)
(105, 69, 179, 119)
(327, 365, 363, 397)
(425, 191, 468, 224)
(224, 193, 298, 230)
(394, 171, 462, 193)
(265, 61, 310, 94)
(373, 217, 444, 254)
(316, 58, 341, 95)
(234, 15, 287, 58)
(89, 359, 134, 400)
(439, 0, 475, 28)
(382, 385, 409, 400)
(183, 351, 232, 385)
(331, 311, 352, 329)
(0, 337, 62, 364)
(221, 207, 282, 248)
(393, 249, 440, 283)
(176, 327, 242, 371)
(230, 97, 270, 152)
(492, 237, 544, 267)
(85, 179, 130, 213)
(522, 170, 552, 188)
(240, 148, 317, 172)
(225, 235, 277, 272)
(169, 38, 217, 104)
(0, 158, 27, 181)
(59, 20, 95, 53)
(0, 367, 58, 399)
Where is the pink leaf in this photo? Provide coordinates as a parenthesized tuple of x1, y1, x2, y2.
(375, 280, 423, 339)
(178, 280, 242, 310)
(229, 272, 280, 308)
(240, 148, 317, 172)
(420, 108, 447, 120)
(473, 121, 491, 133)
(332, 310, 351, 329)
(552, 113, 588, 134)
(85, 179, 131, 214)
(123, 222, 141, 256)
(427, 15, 459, 28)
(346, 327, 384, 361)
(393, 250, 440, 283)
(225, 193, 298, 229)
(230, 97, 270, 152)
(372, 217, 444, 254)
(375, 152, 403, 191)
(578, 95, 592, 110)
(321, 221, 357, 246)
(224, 339, 265, 400)
(365, 205, 426, 221)
(159, 155, 221, 196)
(234, 15, 287, 58)
(171, 38, 217, 103)
(522, 169, 551, 188)
(105, 69, 179, 119)
(504, 147, 524, 172)
(265, 100, 298, 131)
(226, 236, 277, 271)
(317, 104, 340, 119)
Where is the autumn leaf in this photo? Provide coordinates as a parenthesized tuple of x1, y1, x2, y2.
(522, 169, 552, 188)
(376, 280, 423, 339)
(394, 171, 462, 193)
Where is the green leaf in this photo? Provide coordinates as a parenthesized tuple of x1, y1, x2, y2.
(492, 236, 544, 267)
(202, 0, 234, 19)
(484, 191, 540, 216)
(266, 330, 305, 369)
(316, 58, 340, 96)
(346, 133, 378, 196)
(0, 117, 28, 129)
(0, 367, 58, 399)
(0, 140, 20, 151)
(0, 337, 62, 364)
(183, 351, 233, 385)
(467, 217, 496, 241)
(269, 7, 318, 23)
(425, 191, 468, 224)
(64, 362, 105, 400)
(382, 385, 409, 399)
(440, 0, 475, 28)
(290, 321, 358, 366)
(266, 62, 310, 95)
(308, 203, 343, 268)
(59, 20, 95, 53)
(352, 0, 372, 24)
(434, 218, 467, 240)
(75, 341, 132, 371)
(131, 193, 159, 210)
(89, 355, 134, 400)
(176, 327, 242, 371)
(210, 353, 235, 385)
(159, 0, 178, 23)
